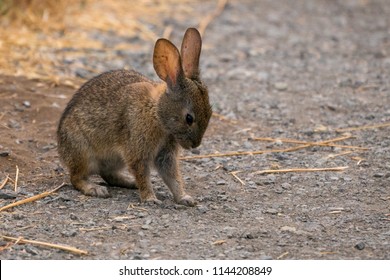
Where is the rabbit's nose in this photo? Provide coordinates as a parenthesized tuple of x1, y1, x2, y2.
(191, 139, 201, 149)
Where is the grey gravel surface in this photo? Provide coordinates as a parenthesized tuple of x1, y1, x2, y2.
(0, 0, 389, 259)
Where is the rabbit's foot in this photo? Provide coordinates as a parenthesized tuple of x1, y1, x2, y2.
(177, 194, 196, 207)
(79, 183, 110, 198)
(143, 196, 162, 205)
(140, 190, 162, 205)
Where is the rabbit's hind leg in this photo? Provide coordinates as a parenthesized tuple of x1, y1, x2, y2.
(69, 156, 110, 198)
(99, 155, 137, 189)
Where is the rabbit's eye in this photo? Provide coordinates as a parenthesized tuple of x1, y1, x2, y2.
(186, 114, 194, 126)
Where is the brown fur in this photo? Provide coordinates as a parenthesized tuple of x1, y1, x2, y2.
(57, 28, 212, 206)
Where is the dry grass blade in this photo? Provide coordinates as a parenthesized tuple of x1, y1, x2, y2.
(253, 166, 348, 175)
(253, 136, 367, 150)
(198, 0, 227, 36)
(0, 183, 66, 212)
(181, 136, 355, 160)
(277, 251, 289, 259)
(329, 210, 343, 214)
(180, 146, 307, 160)
(127, 203, 149, 213)
(230, 171, 245, 186)
(212, 240, 227, 245)
(0, 237, 23, 252)
(336, 122, 390, 132)
(14, 165, 19, 192)
(212, 112, 238, 124)
(1, 235, 88, 255)
(79, 226, 112, 232)
(319, 251, 336, 255)
(327, 151, 354, 159)
(0, 175, 9, 190)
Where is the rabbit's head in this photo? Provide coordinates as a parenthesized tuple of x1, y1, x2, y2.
(153, 28, 212, 149)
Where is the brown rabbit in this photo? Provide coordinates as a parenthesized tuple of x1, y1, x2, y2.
(57, 28, 212, 206)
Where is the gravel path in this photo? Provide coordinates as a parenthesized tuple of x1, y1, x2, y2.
(1, 0, 389, 259)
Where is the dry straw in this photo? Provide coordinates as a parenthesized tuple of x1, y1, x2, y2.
(0, 183, 66, 212)
(0, 0, 225, 85)
(1, 235, 88, 255)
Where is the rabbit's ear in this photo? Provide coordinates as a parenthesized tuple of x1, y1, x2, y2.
(153, 38, 183, 87)
(181, 28, 202, 79)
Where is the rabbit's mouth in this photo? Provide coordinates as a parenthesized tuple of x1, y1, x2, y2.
(178, 141, 195, 150)
(177, 138, 200, 150)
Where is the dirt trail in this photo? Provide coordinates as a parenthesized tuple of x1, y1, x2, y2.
(1, 0, 389, 259)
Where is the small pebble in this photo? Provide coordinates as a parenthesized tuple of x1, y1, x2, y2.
(22, 101, 31, 108)
(0, 191, 16, 199)
(161, 214, 170, 219)
(274, 82, 288, 91)
(197, 205, 209, 214)
(70, 213, 78, 220)
(259, 255, 273, 260)
(0, 150, 10, 157)
(274, 187, 284, 194)
(280, 226, 296, 233)
(355, 242, 365, 250)
(265, 208, 278, 215)
(25, 245, 39, 255)
(12, 214, 25, 220)
(217, 180, 226, 186)
(242, 232, 255, 239)
(61, 230, 77, 237)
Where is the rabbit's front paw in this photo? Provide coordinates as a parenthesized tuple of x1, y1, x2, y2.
(141, 193, 162, 205)
(143, 197, 162, 206)
(178, 195, 196, 207)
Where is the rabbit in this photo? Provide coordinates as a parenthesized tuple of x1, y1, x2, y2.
(57, 28, 212, 206)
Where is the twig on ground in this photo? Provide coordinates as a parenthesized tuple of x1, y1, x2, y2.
(0, 237, 23, 252)
(180, 136, 355, 160)
(0, 112, 10, 129)
(0, 175, 9, 189)
(276, 251, 289, 260)
(198, 0, 227, 37)
(351, 157, 365, 165)
(14, 165, 19, 192)
(327, 151, 354, 159)
(233, 128, 252, 134)
(212, 240, 227, 245)
(0, 183, 66, 212)
(253, 136, 367, 150)
(0, 112, 6, 122)
(336, 122, 390, 133)
(1, 235, 88, 255)
(329, 210, 343, 214)
(79, 226, 112, 232)
(127, 203, 149, 213)
(253, 166, 348, 175)
(230, 171, 245, 186)
(212, 112, 238, 124)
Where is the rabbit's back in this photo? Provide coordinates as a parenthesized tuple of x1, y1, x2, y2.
(57, 69, 163, 160)
(60, 69, 152, 118)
